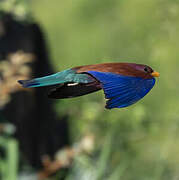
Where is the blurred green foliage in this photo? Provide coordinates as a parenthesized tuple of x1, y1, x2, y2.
(0, 136, 18, 180)
(0, 0, 178, 179)
(0, 0, 32, 21)
(30, 0, 179, 179)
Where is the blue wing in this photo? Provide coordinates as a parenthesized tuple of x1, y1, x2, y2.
(87, 71, 155, 109)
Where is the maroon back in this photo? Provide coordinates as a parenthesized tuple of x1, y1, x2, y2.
(73, 63, 154, 79)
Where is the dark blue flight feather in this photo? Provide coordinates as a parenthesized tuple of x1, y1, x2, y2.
(87, 71, 155, 109)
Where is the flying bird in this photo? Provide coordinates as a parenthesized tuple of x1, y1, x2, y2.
(18, 63, 159, 109)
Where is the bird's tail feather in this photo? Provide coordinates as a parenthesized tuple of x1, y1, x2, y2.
(18, 69, 94, 88)
(18, 72, 66, 88)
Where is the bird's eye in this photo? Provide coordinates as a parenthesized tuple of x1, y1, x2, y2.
(144, 67, 148, 72)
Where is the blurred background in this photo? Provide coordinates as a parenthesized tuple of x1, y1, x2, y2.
(0, 0, 179, 179)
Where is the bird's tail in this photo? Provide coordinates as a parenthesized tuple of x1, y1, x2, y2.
(18, 72, 65, 88)
(18, 69, 94, 88)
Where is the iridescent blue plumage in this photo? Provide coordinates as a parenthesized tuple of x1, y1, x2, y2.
(87, 71, 155, 109)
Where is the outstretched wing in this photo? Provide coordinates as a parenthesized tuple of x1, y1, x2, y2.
(87, 71, 155, 109)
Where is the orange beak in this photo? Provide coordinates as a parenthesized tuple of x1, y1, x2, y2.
(151, 71, 160, 77)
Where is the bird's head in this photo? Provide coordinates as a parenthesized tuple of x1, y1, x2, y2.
(122, 63, 160, 79)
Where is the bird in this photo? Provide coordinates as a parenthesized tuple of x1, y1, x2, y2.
(18, 62, 159, 109)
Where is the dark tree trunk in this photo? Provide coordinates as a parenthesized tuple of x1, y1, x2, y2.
(0, 13, 69, 169)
